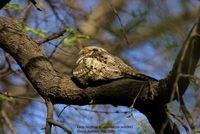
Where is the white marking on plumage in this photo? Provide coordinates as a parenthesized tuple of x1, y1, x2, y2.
(72, 46, 156, 85)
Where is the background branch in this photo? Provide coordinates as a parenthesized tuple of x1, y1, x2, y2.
(0, 0, 11, 9)
(36, 28, 67, 44)
(0, 16, 200, 133)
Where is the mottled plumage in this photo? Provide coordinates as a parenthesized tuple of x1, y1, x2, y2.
(72, 46, 156, 86)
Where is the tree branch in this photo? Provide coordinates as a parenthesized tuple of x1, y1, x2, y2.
(0, 0, 11, 9)
(29, 0, 42, 11)
(0, 16, 200, 133)
(1, 110, 16, 134)
(162, 18, 200, 103)
(36, 28, 67, 44)
(45, 100, 53, 134)
(48, 119, 71, 134)
(0, 16, 158, 106)
(45, 100, 71, 134)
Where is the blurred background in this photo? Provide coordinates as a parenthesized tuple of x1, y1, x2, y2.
(0, 0, 200, 133)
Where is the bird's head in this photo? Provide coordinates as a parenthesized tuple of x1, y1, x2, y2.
(79, 46, 107, 55)
(77, 46, 108, 63)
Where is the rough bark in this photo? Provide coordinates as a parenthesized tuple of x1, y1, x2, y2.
(0, 16, 200, 133)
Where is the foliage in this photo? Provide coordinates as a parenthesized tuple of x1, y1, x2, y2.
(0, 0, 200, 134)
(66, 28, 75, 34)
(23, 26, 47, 37)
(0, 93, 13, 102)
(5, 3, 21, 12)
(18, 21, 48, 37)
(63, 34, 90, 46)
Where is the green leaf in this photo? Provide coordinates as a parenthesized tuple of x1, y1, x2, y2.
(63, 34, 90, 46)
(76, 34, 90, 39)
(19, 22, 47, 37)
(5, 3, 21, 12)
(24, 26, 47, 37)
(0, 93, 13, 102)
(66, 28, 75, 33)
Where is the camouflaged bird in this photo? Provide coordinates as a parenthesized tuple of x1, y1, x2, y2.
(72, 46, 157, 86)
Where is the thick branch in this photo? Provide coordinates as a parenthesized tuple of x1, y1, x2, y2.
(0, 16, 200, 133)
(0, 16, 80, 99)
(161, 18, 200, 104)
(0, 16, 158, 106)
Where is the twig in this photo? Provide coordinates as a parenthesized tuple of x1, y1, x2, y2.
(172, 81, 198, 133)
(19, 3, 32, 21)
(45, 100, 71, 134)
(46, 0, 66, 25)
(166, 110, 189, 132)
(179, 93, 198, 133)
(174, 83, 191, 133)
(130, 84, 145, 109)
(169, 37, 190, 101)
(29, 0, 42, 11)
(57, 105, 70, 117)
(55, 105, 132, 119)
(36, 28, 67, 44)
(45, 100, 53, 134)
(179, 74, 200, 83)
(160, 17, 200, 133)
(1, 110, 16, 134)
(107, 2, 129, 45)
(48, 37, 65, 59)
(48, 119, 71, 134)
(169, 22, 199, 133)
(0, 92, 43, 103)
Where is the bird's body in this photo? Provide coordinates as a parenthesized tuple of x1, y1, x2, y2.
(72, 46, 157, 86)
